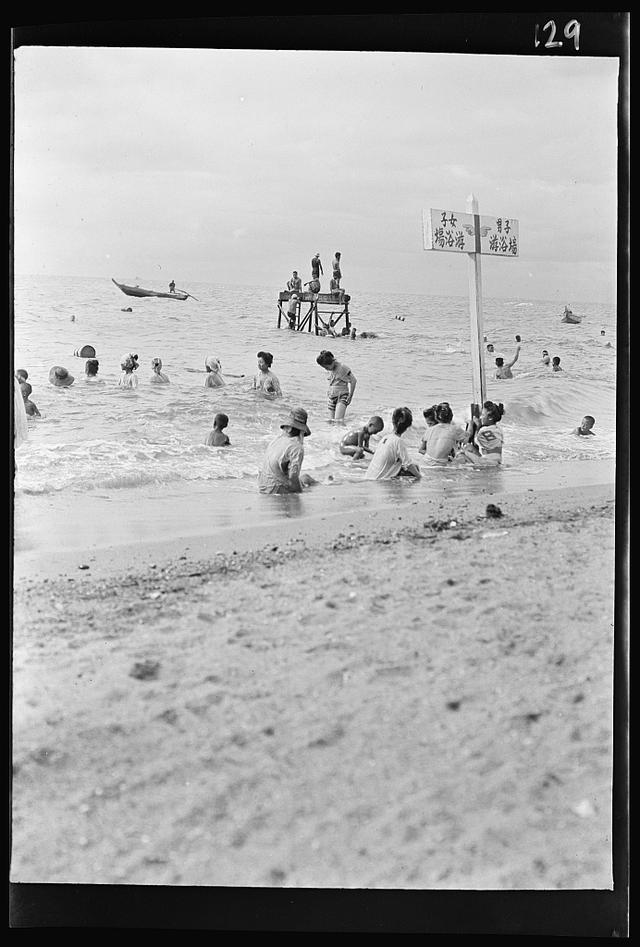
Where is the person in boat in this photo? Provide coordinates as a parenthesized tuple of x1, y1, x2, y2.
(287, 271, 303, 293)
(20, 381, 41, 417)
(458, 401, 505, 466)
(340, 416, 384, 460)
(258, 407, 315, 494)
(150, 356, 170, 384)
(253, 351, 282, 399)
(204, 355, 225, 388)
(332, 251, 342, 288)
(494, 343, 521, 379)
(418, 402, 465, 466)
(205, 413, 231, 447)
(311, 253, 323, 280)
(169, 280, 176, 294)
(365, 407, 421, 481)
(118, 353, 139, 389)
(573, 415, 595, 436)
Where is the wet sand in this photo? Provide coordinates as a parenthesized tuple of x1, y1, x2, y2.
(12, 481, 617, 891)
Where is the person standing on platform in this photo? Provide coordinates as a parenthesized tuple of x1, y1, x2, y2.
(311, 253, 323, 280)
(169, 280, 176, 293)
(332, 251, 342, 288)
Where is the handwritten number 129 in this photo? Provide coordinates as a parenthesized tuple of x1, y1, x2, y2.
(535, 19, 580, 51)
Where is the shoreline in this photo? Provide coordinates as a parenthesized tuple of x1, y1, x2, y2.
(12, 479, 617, 889)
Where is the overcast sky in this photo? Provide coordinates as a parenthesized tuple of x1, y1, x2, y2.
(13, 46, 621, 302)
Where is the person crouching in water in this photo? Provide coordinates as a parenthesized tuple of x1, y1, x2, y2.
(204, 355, 225, 388)
(418, 401, 465, 465)
(149, 356, 170, 384)
(340, 416, 384, 460)
(258, 408, 316, 494)
(460, 401, 505, 465)
(205, 412, 231, 446)
(365, 407, 421, 480)
(119, 353, 139, 388)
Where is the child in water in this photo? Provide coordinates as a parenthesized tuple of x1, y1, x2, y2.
(204, 355, 225, 388)
(340, 416, 384, 460)
(205, 413, 231, 446)
(552, 356, 563, 372)
(20, 381, 41, 417)
(573, 415, 595, 436)
(149, 357, 170, 384)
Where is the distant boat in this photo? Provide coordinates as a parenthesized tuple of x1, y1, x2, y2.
(561, 306, 583, 324)
(112, 278, 189, 301)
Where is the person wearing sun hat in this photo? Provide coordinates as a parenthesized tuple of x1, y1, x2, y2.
(258, 407, 315, 494)
(48, 365, 75, 387)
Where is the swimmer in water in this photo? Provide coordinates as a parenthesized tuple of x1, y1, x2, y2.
(494, 344, 521, 380)
(205, 412, 231, 446)
(204, 355, 225, 388)
(573, 415, 595, 436)
(149, 357, 170, 384)
(541, 349, 551, 366)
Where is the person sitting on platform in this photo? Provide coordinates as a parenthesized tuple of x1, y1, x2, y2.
(287, 271, 303, 293)
(365, 407, 421, 480)
(205, 412, 231, 447)
(253, 351, 282, 399)
(204, 354, 226, 388)
(340, 416, 384, 460)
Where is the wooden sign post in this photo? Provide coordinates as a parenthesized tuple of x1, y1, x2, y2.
(423, 195, 519, 415)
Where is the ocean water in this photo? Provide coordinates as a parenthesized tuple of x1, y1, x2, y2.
(12, 275, 617, 557)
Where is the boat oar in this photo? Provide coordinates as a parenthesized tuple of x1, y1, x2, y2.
(176, 289, 199, 301)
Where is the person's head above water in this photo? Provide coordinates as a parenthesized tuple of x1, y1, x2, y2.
(495, 357, 504, 367)
(85, 358, 99, 376)
(257, 351, 273, 369)
(213, 412, 229, 430)
(151, 357, 163, 370)
(392, 406, 413, 435)
(16, 368, 28, 383)
(49, 365, 75, 387)
(205, 355, 222, 372)
(552, 356, 561, 366)
(486, 343, 495, 353)
(20, 381, 33, 398)
(579, 415, 595, 432)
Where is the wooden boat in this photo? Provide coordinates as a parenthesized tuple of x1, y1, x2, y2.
(561, 306, 583, 324)
(112, 278, 189, 300)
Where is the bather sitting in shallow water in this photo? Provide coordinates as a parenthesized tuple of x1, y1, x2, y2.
(458, 401, 505, 466)
(418, 402, 465, 466)
(258, 408, 316, 494)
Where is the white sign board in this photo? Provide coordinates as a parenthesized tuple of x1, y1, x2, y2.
(423, 208, 519, 257)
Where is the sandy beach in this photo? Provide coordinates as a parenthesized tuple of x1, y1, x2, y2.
(11, 479, 617, 891)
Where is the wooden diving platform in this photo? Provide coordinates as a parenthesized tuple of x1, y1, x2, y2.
(277, 289, 351, 335)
